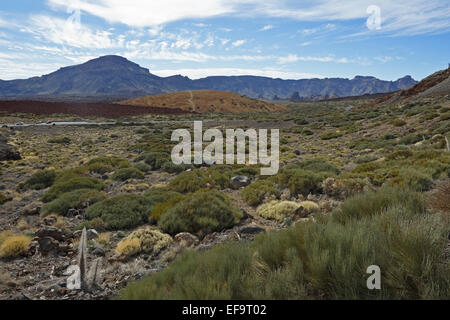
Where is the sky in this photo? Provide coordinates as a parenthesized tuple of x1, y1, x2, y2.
(0, 0, 449, 81)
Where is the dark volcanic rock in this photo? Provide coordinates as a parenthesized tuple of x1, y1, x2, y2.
(0, 135, 21, 161)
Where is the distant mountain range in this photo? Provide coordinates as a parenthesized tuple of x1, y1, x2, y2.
(0, 55, 417, 102)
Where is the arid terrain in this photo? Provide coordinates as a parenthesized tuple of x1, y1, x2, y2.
(0, 69, 449, 300)
(119, 90, 287, 113)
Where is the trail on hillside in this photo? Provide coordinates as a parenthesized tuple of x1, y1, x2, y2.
(188, 90, 196, 111)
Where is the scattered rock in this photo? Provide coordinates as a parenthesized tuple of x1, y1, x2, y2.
(92, 247, 105, 257)
(21, 203, 42, 216)
(230, 176, 251, 190)
(238, 226, 265, 235)
(87, 229, 99, 240)
(37, 236, 59, 254)
(35, 226, 67, 241)
(174, 232, 199, 248)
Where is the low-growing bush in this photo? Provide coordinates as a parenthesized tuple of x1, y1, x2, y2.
(391, 118, 406, 127)
(278, 169, 325, 196)
(0, 234, 31, 259)
(42, 189, 106, 216)
(256, 201, 300, 221)
(158, 190, 242, 237)
(320, 132, 343, 140)
(241, 178, 280, 206)
(149, 194, 185, 223)
(134, 162, 152, 173)
(142, 152, 170, 170)
(115, 227, 172, 258)
(21, 170, 56, 190)
(120, 187, 449, 300)
(85, 194, 153, 230)
(42, 176, 105, 203)
(386, 168, 433, 191)
(48, 137, 71, 144)
(168, 169, 229, 193)
(333, 186, 426, 224)
(112, 167, 144, 181)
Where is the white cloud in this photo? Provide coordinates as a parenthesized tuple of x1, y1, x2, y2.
(278, 54, 350, 64)
(260, 25, 274, 31)
(232, 39, 246, 47)
(44, 0, 450, 36)
(152, 67, 323, 80)
(26, 15, 124, 49)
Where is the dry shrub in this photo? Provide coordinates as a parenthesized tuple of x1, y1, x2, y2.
(428, 179, 450, 214)
(0, 235, 31, 259)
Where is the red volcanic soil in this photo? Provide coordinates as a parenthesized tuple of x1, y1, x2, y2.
(0, 100, 191, 118)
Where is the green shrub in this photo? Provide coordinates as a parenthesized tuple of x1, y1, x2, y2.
(116, 227, 173, 258)
(168, 169, 229, 193)
(142, 152, 170, 170)
(386, 149, 413, 160)
(121, 187, 449, 300)
(278, 169, 325, 196)
(85, 157, 130, 174)
(0, 194, 9, 205)
(48, 137, 71, 144)
(22, 170, 56, 190)
(158, 190, 242, 237)
(85, 194, 153, 230)
(134, 162, 152, 173)
(320, 132, 343, 140)
(391, 119, 406, 127)
(241, 178, 280, 206)
(161, 161, 192, 174)
(42, 189, 106, 216)
(150, 194, 185, 223)
(256, 200, 300, 221)
(112, 167, 144, 181)
(42, 176, 105, 203)
(386, 168, 433, 191)
(333, 186, 426, 224)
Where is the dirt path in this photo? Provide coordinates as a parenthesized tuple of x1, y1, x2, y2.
(188, 90, 196, 111)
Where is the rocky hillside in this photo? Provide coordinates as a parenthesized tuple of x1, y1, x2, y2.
(119, 90, 287, 113)
(371, 67, 450, 107)
(0, 56, 417, 102)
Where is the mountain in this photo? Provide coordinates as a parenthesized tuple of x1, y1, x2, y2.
(0, 55, 417, 102)
(371, 67, 450, 107)
(119, 90, 288, 113)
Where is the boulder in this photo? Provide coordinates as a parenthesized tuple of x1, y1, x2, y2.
(174, 232, 199, 248)
(238, 226, 265, 235)
(35, 226, 67, 241)
(87, 229, 99, 240)
(230, 176, 251, 190)
(0, 135, 21, 161)
(38, 236, 59, 254)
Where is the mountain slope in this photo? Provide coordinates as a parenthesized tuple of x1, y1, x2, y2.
(0, 55, 417, 101)
(371, 68, 450, 107)
(119, 90, 287, 113)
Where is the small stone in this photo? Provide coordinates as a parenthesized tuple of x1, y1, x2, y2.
(238, 226, 265, 235)
(230, 176, 251, 190)
(92, 247, 105, 256)
(87, 229, 99, 240)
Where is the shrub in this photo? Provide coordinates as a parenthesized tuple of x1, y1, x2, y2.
(42, 189, 106, 216)
(386, 168, 433, 191)
(42, 176, 104, 203)
(158, 190, 242, 237)
(241, 178, 280, 206)
(150, 194, 185, 223)
(285, 159, 340, 175)
(112, 167, 144, 181)
(168, 169, 229, 193)
(116, 227, 172, 258)
(299, 201, 320, 213)
(321, 177, 367, 199)
(161, 162, 192, 174)
(134, 162, 152, 173)
(48, 137, 71, 144)
(428, 179, 450, 214)
(386, 149, 413, 160)
(333, 186, 426, 224)
(85, 194, 153, 230)
(115, 238, 141, 257)
(0, 194, 10, 205)
(143, 152, 170, 170)
(320, 132, 343, 140)
(278, 169, 324, 196)
(256, 201, 300, 221)
(22, 170, 56, 190)
(391, 119, 406, 127)
(0, 235, 31, 259)
(86, 157, 130, 173)
(120, 187, 449, 300)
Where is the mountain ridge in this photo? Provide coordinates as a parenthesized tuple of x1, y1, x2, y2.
(0, 55, 418, 102)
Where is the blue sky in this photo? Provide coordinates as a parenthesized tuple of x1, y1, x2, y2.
(0, 0, 449, 81)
